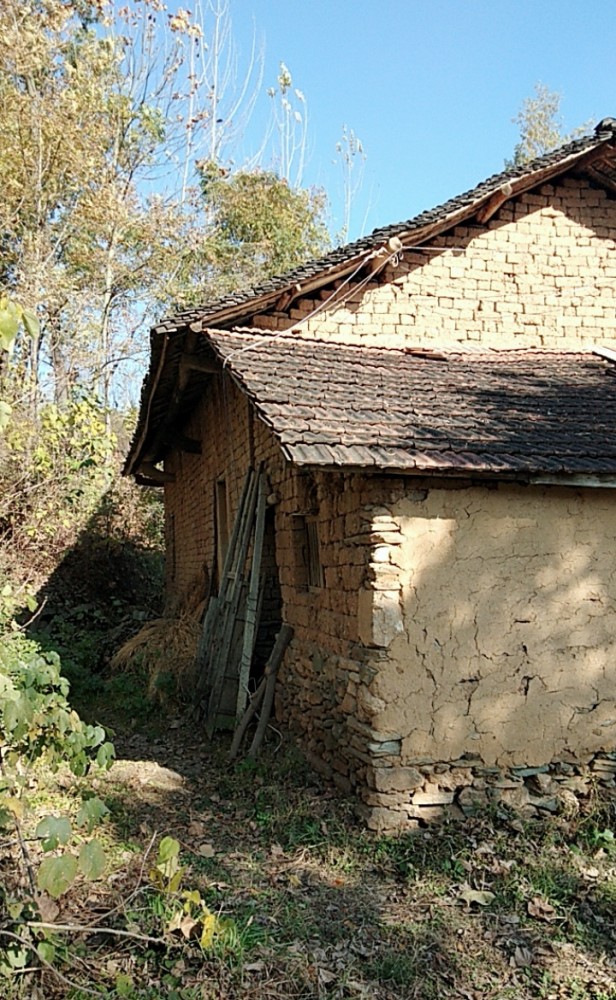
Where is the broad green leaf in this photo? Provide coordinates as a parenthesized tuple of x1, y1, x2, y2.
(37, 941, 56, 964)
(115, 974, 134, 997)
(3, 693, 33, 735)
(85, 724, 106, 747)
(38, 854, 78, 898)
(76, 796, 109, 833)
(5, 944, 29, 969)
(0, 305, 19, 351)
(158, 836, 180, 863)
(78, 839, 106, 880)
(21, 309, 40, 339)
(36, 816, 72, 851)
(96, 741, 115, 769)
(0, 795, 23, 819)
(167, 868, 184, 893)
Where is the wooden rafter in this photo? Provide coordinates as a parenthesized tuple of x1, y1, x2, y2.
(136, 461, 175, 484)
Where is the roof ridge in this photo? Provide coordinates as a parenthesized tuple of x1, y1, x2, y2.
(156, 121, 616, 335)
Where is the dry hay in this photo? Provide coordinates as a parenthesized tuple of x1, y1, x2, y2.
(110, 616, 200, 702)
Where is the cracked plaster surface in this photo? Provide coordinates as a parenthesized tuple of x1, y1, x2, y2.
(367, 484, 616, 767)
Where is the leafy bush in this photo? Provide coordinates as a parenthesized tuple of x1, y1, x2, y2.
(0, 635, 115, 807)
(0, 635, 114, 962)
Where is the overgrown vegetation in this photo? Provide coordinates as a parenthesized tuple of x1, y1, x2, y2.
(2, 721, 616, 998)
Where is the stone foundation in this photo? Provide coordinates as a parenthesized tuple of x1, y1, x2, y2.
(356, 752, 616, 832)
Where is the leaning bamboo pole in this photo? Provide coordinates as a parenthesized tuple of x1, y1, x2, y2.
(235, 472, 268, 722)
(229, 624, 293, 760)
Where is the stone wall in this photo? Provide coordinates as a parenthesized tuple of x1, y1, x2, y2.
(248, 178, 616, 353)
(358, 752, 616, 832)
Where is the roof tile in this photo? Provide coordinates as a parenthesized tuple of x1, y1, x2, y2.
(203, 330, 616, 478)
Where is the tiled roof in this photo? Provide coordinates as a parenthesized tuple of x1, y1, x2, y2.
(153, 121, 616, 336)
(203, 330, 616, 477)
(125, 121, 616, 475)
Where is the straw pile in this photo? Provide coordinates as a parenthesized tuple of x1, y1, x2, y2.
(110, 616, 201, 703)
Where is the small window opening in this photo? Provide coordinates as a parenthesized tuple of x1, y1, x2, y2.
(293, 514, 324, 589)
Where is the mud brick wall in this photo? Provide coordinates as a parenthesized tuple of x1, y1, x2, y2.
(249, 178, 616, 353)
(164, 379, 616, 832)
(164, 383, 381, 790)
(164, 377, 256, 610)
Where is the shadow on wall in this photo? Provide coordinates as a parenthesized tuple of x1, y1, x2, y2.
(376, 480, 616, 767)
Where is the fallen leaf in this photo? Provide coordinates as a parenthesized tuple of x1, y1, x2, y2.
(270, 842, 284, 857)
(510, 945, 533, 968)
(187, 821, 206, 837)
(197, 843, 215, 858)
(36, 893, 60, 923)
(318, 968, 337, 985)
(244, 961, 265, 972)
(287, 873, 302, 888)
(179, 915, 198, 939)
(458, 888, 496, 907)
(167, 911, 183, 933)
(527, 896, 557, 922)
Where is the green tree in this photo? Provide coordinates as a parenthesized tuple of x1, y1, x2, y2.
(185, 166, 329, 302)
(0, 1, 332, 413)
(509, 83, 592, 166)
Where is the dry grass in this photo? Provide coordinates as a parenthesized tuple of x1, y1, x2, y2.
(109, 616, 200, 702)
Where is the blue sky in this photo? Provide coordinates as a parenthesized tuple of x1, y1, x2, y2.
(207, 0, 614, 240)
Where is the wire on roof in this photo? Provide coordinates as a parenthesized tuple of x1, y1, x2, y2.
(222, 243, 404, 368)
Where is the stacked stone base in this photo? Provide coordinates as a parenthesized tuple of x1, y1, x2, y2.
(357, 753, 616, 832)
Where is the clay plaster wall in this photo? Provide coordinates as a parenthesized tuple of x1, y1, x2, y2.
(250, 178, 616, 352)
(365, 484, 616, 768)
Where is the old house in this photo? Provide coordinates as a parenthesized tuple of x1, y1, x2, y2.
(125, 121, 616, 830)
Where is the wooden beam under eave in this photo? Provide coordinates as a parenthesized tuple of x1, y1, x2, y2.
(135, 474, 165, 488)
(584, 164, 616, 197)
(179, 353, 219, 376)
(137, 461, 176, 484)
(475, 183, 514, 223)
(161, 431, 202, 454)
